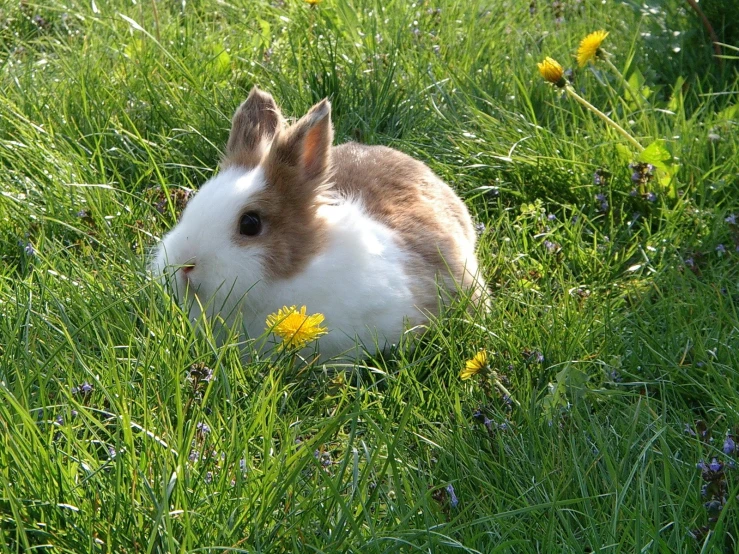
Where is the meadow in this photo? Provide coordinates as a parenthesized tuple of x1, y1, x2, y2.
(1, 0, 739, 551)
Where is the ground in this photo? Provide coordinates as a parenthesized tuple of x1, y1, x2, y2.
(1, 0, 738, 552)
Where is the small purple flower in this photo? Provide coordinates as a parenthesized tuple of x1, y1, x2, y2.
(725, 214, 737, 225)
(645, 192, 657, 202)
(55, 414, 64, 425)
(498, 421, 509, 431)
(535, 351, 544, 363)
(595, 193, 607, 203)
(196, 422, 211, 439)
(72, 382, 93, 397)
(239, 458, 247, 472)
(544, 240, 556, 252)
(446, 484, 459, 508)
(188, 363, 214, 394)
(189, 450, 199, 463)
(20, 241, 36, 256)
(475, 222, 486, 236)
(108, 446, 117, 459)
(645, 164, 655, 175)
(76, 209, 89, 218)
(716, 244, 726, 254)
(709, 458, 722, 472)
(704, 500, 722, 514)
(723, 436, 736, 455)
(630, 189, 639, 197)
(205, 471, 213, 484)
(684, 257, 695, 268)
(71, 409, 78, 418)
(547, 213, 556, 221)
(631, 172, 641, 183)
(697, 460, 708, 471)
(483, 417, 493, 431)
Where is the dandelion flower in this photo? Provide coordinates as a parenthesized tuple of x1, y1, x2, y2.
(460, 350, 488, 380)
(266, 305, 328, 349)
(304, 0, 321, 4)
(537, 57, 566, 87)
(577, 30, 609, 67)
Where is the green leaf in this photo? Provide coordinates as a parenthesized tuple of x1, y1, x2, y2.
(539, 365, 590, 421)
(659, 164, 680, 199)
(638, 140, 671, 171)
(667, 76, 685, 113)
(258, 19, 271, 42)
(716, 102, 738, 122)
(615, 144, 632, 163)
(626, 69, 651, 104)
(209, 44, 231, 77)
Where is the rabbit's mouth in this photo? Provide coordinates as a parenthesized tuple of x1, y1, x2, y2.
(170, 265, 201, 302)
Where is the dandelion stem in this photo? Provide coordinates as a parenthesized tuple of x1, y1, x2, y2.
(492, 373, 520, 407)
(600, 52, 645, 109)
(564, 85, 644, 152)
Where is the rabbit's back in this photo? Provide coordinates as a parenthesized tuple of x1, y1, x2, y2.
(330, 143, 485, 312)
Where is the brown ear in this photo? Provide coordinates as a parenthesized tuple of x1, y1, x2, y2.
(266, 99, 333, 187)
(224, 87, 284, 169)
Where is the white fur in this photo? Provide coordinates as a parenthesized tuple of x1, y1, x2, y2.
(254, 200, 421, 360)
(152, 168, 421, 361)
(152, 166, 269, 323)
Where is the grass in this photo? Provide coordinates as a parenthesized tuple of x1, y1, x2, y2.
(1, 0, 738, 551)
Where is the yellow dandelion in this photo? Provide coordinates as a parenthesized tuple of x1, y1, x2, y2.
(537, 57, 566, 87)
(460, 350, 488, 380)
(265, 305, 328, 349)
(304, 0, 321, 5)
(577, 30, 609, 67)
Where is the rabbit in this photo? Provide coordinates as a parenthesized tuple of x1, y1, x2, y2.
(152, 87, 488, 361)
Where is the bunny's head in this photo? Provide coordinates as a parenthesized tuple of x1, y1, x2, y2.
(152, 88, 334, 325)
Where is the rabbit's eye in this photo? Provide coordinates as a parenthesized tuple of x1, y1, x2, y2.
(239, 212, 262, 236)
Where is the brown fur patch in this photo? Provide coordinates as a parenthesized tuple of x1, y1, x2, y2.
(230, 188, 327, 280)
(223, 87, 285, 170)
(230, 98, 333, 280)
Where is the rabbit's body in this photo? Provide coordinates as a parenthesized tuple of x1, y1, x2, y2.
(153, 88, 487, 360)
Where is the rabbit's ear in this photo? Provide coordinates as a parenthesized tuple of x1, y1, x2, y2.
(265, 98, 333, 191)
(224, 87, 285, 169)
